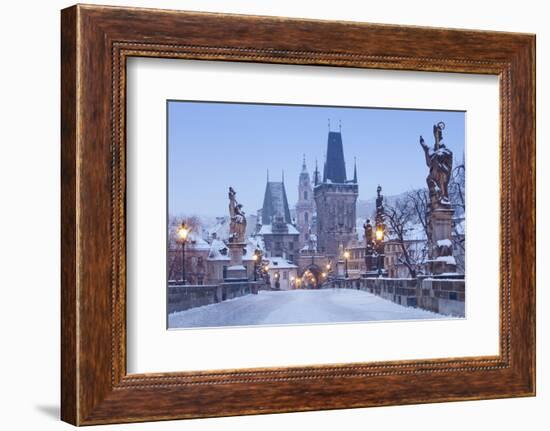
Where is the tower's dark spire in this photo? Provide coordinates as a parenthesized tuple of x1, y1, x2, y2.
(322, 130, 347, 183)
(267, 169, 269, 182)
(282, 170, 285, 183)
(302, 154, 307, 172)
(353, 156, 357, 183)
(262, 179, 292, 225)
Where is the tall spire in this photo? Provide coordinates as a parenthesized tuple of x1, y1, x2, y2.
(323, 129, 347, 183)
(282, 169, 285, 183)
(302, 154, 307, 172)
(266, 168, 270, 182)
(353, 156, 357, 183)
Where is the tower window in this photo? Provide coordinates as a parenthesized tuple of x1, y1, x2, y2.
(305, 212, 309, 223)
(304, 191, 308, 200)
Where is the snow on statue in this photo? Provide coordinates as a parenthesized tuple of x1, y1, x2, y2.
(228, 186, 247, 243)
(419, 121, 453, 207)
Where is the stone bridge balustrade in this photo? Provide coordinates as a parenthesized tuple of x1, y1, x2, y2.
(322, 276, 465, 317)
(168, 281, 264, 314)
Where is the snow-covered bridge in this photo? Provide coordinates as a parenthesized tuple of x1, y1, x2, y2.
(168, 288, 443, 329)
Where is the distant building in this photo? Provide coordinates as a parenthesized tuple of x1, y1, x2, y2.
(266, 257, 298, 290)
(314, 129, 359, 257)
(342, 239, 367, 279)
(258, 176, 300, 263)
(384, 224, 428, 278)
(167, 233, 210, 284)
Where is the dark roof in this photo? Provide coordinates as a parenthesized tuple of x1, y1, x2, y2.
(323, 131, 347, 183)
(262, 181, 292, 224)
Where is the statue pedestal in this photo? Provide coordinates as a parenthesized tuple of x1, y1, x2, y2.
(224, 242, 248, 282)
(428, 205, 457, 275)
(337, 259, 345, 279)
(365, 253, 379, 272)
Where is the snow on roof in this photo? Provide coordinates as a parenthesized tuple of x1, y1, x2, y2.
(287, 224, 300, 235)
(187, 233, 210, 251)
(243, 236, 266, 261)
(247, 235, 265, 252)
(267, 257, 298, 269)
(207, 239, 229, 261)
(258, 223, 300, 235)
(206, 216, 229, 240)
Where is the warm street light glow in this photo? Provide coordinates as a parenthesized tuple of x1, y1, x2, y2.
(344, 251, 350, 259)
(326, 263, 331, 270)
(322, 272, 327, 278)
(253, 254, 258, 261)
(177, 223, 190, 241)
(375, 228, 384, 241)
(264, 265, 269, 271)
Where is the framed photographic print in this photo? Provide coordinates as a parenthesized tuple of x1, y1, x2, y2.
(61, 4, 535, 425)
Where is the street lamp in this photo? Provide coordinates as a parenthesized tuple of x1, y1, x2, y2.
(375, 226, 385, 276)
(177, 222, 190, 284)
(344, 250, 350, 278)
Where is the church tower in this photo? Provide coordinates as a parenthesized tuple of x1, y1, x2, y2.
(295, 155, 315, 249)
(314, 126, 359, 257)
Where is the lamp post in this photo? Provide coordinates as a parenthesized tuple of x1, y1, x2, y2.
(344, 250, 350, 279)
(375, 226, 384, 277)
(177, 222, 190, 284)
(326, 262, 332, 281)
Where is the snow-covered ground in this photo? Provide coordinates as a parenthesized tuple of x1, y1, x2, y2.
(168, 288, 446, 329)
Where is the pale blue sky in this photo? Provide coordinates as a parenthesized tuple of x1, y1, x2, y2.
(168, 101, 465, 217)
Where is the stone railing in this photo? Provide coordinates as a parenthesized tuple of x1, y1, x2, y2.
(168, 281, 262, 314)
(322, 276, 465, 317)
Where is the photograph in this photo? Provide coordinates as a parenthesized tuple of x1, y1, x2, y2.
(167, 101, 466, 329)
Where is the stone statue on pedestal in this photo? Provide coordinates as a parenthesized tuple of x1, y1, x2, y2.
(420, 122, 453, 208)
(228, 186, 247, 243)
(420, 122, 457, 275)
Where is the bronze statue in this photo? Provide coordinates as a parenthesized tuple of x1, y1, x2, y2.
(228, 186, 247, 243)
(420, 122, 453, 207)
